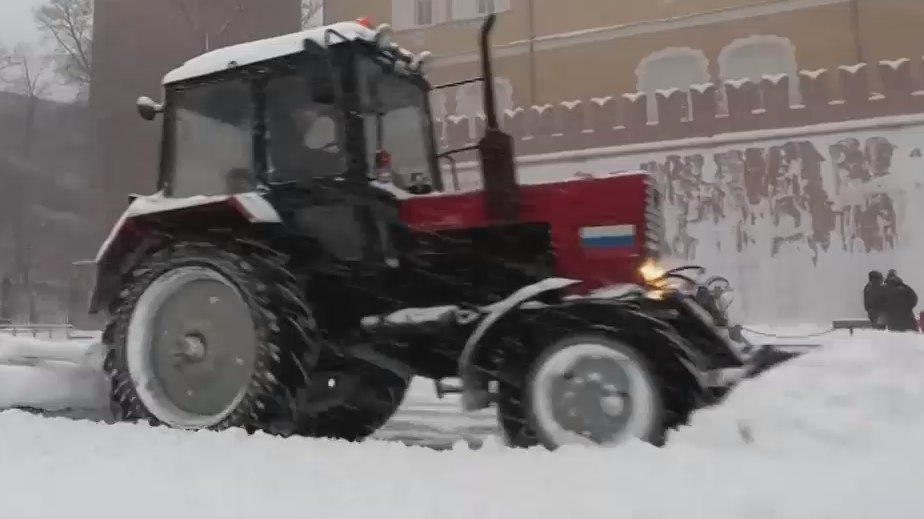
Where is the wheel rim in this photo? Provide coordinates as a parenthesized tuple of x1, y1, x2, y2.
(126, 266, 258, 429)
(529, 342, 658, 447)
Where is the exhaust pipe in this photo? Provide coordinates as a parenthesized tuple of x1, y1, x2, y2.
(479, 14, 498, 130)
(476, 13, 519, 222)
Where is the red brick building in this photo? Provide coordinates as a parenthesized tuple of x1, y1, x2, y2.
(89, 0, 302, 230)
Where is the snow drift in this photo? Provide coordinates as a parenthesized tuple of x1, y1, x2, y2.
(0, 329, 922, 518)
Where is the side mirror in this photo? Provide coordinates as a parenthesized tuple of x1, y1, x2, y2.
(136, 96, 163, 121)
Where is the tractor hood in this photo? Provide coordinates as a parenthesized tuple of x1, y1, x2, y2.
(391, 171, 656, 290)
(396, 172, 650, 232)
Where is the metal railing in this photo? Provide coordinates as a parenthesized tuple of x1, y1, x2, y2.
(831, 318, 874, 335)
(0, 323, 97, 340)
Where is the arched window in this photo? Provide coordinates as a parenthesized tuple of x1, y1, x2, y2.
(718, 35, 801, 112)
(635, 47, 711, 123)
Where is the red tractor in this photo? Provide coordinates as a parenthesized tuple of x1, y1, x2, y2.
(89, 15, 796, 449)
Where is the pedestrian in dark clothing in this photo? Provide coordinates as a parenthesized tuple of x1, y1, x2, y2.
(864, 270, 887, 329)
(882, 270, 919, 332)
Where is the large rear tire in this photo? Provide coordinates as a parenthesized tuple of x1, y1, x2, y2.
(497, 332, 666, 449)
(104, 241, 300, 431)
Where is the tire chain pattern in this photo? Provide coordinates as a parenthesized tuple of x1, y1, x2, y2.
(104, 240, 320, 431)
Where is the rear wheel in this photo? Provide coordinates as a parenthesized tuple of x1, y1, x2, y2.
(498, 333, 665, 449)
(104, 242, 298, 430)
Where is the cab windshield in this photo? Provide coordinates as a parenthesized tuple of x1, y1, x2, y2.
(357, 54, 436, 192)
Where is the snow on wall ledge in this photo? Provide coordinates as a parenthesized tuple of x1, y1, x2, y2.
(435, 56, 924, 157)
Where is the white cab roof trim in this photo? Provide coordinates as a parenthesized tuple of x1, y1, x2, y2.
(162, 21, 377, 85)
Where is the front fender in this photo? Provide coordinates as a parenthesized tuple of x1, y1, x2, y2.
(88, 191, 281, 314)
(459, 288, 711, 412)
(458, 277, 581, 410)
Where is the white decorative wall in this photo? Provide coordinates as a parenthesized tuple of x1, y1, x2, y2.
(449, 115, 924, 325)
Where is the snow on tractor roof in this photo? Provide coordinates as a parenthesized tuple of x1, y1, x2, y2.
(162, 21, 377, 85)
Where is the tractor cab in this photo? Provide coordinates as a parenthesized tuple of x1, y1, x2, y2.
(144, 18, 441, 204)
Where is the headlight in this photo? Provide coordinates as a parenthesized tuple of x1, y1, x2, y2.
(645, 289, 665, 300)
(639, 259, 665, 283)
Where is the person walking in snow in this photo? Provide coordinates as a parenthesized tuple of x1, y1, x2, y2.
(882, 270, 919, 332)
(864, 270, 887, 329)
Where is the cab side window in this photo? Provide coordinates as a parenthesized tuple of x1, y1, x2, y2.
(169, 79, 256, 197)
(264, 63, 346, 183)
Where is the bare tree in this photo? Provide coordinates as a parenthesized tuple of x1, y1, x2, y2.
(1, 46, 53, 157)
(166, 0, 259, 51)
(302, 0, 324, 28)
(34, 0, 93, 89)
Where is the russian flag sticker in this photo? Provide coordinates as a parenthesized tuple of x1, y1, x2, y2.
(579, 224, 636, 248)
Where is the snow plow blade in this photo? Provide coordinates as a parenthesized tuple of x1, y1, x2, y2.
(744, 344, 816, 379)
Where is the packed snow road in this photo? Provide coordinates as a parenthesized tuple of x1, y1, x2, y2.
(1, 328, 924, 518)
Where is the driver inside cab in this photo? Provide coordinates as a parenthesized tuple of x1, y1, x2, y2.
(265, 74, 345, 183)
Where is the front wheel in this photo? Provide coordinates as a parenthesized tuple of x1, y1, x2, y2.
(498, 333, 666, 449)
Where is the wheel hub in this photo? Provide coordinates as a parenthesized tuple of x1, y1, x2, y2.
(548, 356, 635, 443)
(176, 333, 207, 363)
(600, 394, 626, 417)
(143, 273, 258, 420)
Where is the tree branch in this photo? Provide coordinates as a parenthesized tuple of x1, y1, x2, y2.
(0, 47, 14, 73)
(215, 0, 256, 40)
(1, 46, 52, 99)
(164, 0, 202, 36)
(33, 0, 93, 87)
(301, 0, 324, 28)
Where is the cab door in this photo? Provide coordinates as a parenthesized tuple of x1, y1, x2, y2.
(260, 51, 399, 271)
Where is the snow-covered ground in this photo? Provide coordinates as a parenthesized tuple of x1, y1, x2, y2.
(1, 327, 923, 518)
(0, 332, 106, 414)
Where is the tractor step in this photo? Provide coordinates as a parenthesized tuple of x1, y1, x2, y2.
(433, 379, 463, 398)
(434, 379, 496, 411)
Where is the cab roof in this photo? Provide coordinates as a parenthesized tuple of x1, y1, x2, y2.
(162, 21, 377, 85)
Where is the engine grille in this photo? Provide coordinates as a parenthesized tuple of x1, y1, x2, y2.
(643, 174, 662, 258)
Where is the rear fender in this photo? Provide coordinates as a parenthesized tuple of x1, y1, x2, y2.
(89, 191, 281, 314)
(460, 294, 709, 411)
